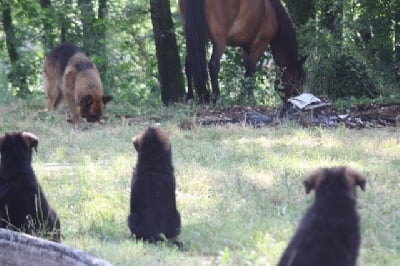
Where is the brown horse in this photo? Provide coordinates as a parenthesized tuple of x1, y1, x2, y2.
(179, 0, 306, 103)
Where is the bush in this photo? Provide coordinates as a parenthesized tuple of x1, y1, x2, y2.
(306, 53, 378, 100)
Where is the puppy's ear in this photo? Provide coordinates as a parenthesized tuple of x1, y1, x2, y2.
(303, 168, 324, 194)
(22, 132, 39, 153)
(132, 136, 139, 151)
(132, 132, 143, 152)
(103, 95, 112, 105)
(345, 167, 366, 191)
(155, 127, 171, 152)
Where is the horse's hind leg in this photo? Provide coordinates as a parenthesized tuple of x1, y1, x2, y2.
(208, 42, 225, 103)
(184, 55, 194, 101)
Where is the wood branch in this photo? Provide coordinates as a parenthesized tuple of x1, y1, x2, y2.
(0, 229, 111, 266)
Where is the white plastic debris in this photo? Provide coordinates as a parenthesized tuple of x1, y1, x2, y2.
(288, 93, 322, 109)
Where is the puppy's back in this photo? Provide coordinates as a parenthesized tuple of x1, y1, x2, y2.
(128, 127, 181, 243)
(0, 132, 61, 242)
(278, 167, 365, 266)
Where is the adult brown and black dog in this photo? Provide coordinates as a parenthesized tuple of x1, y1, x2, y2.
(43, 42, 112, 125)
(128, 127, 182, 248)
(0, 132, 61, 242)
(278, 166, 366, 266)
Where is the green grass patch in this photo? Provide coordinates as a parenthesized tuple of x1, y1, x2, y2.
(0, 99, 399, 265)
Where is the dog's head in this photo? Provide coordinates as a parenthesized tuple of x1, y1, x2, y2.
(67, 62, 112, 123)
(132, 126, 171, 154)
(0, 132, 38, 164)
(80, 93, 112, 122)
(303, 166, 366, 195)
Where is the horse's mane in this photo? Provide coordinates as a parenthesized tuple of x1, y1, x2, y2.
(270, 0, 299, 67)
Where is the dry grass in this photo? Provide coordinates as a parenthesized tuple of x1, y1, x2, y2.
(0, 98, 399, 265)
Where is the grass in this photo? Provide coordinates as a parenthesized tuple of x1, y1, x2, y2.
(0, 97, 399, 265)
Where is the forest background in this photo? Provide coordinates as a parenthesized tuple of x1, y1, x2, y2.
(0, 0, 399, 110)
(1, 1, 400, 265)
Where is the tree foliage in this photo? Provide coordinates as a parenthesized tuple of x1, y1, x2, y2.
(0, 0, 161, 111)
(0, 0, 399, 106)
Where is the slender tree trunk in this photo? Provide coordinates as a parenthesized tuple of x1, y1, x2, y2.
(39, 0, 55, 50)
(78, 0, 96, 56)
(1, 1, 29, 96)
(61, 0, 72, 42)
(396, 22, 400, 68)
(319, 0, 343, 45)
(2, 2, 18, 63)
(97, 0, 107, 79)
(150, 0, 185, 104)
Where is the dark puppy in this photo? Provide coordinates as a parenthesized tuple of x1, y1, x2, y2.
(0, 132, 61, 242)
(278, 166, 366, 266)
(128, 127, 181, 247)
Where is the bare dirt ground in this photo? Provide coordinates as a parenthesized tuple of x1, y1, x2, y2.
(191, 102, 400, 129)
(119, 102, 400, 129)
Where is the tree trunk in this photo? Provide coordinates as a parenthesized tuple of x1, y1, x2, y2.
(1, 1, 29, 97)
(61, 0, 73, 42)
(319, 0, 343, 44)
(97, 0, 107, 79)
(39, 0, 56, 50)
(150, 0, 185, 105)
(78, 0, 96, 56)
(396, 20, 400, 65)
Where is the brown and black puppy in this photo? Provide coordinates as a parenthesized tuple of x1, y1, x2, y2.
(0, 132, 61, 242)
(278, 166, 366, 266)
(43, 42, 112, 124)
(128, 127, 181, 247)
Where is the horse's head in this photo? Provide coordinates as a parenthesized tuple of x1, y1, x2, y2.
(277, 55, 307, 100)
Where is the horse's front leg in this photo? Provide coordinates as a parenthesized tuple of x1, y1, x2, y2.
(242, 52, 257, 99)
(209, 43, 224, 103)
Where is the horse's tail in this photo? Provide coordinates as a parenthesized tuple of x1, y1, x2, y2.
(183, 0, 209, 102)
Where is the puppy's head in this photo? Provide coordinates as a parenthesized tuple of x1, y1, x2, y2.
(0, 132, 38, 163)
(132, 126, 171, 154)
(303, 166, 366, 194)
(80, 93, 112, 123)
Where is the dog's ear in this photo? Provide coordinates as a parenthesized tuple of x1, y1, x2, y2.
(303, 168, 324, 194)
(132, 132, 143, 152)
(345, 167, 366, 191)
(103, 95, 112, 105)
(22, 132, 39, 153)
(154, 127, 171, 152)
(132, 136, 139, 151)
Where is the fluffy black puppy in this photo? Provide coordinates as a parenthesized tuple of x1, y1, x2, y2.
(0, 132, 61, 242)
(278, 166, 366, 266)
(128, 127, 181, 247)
